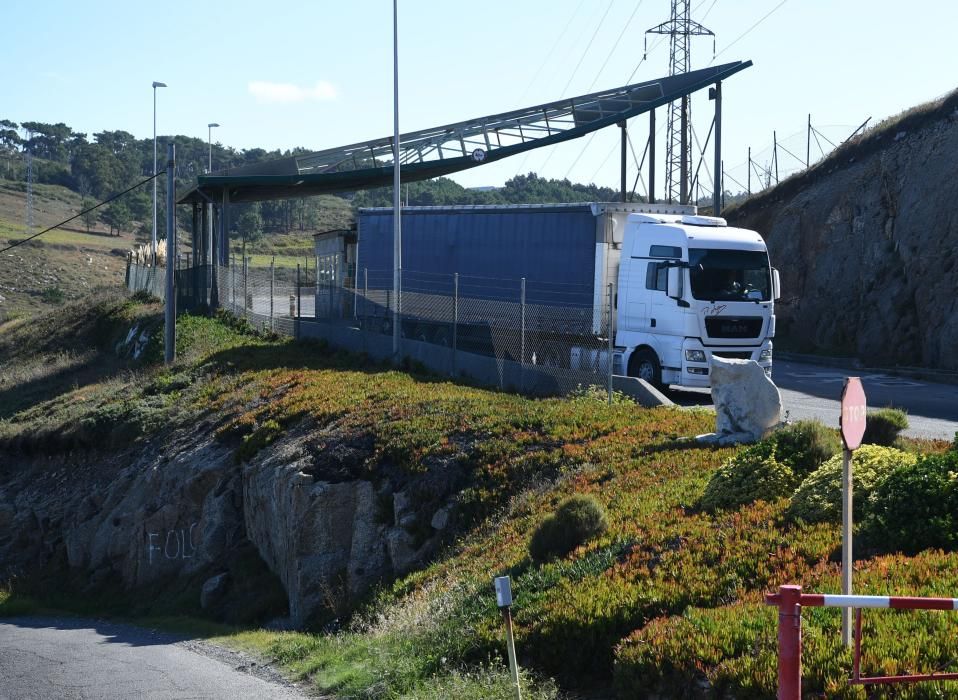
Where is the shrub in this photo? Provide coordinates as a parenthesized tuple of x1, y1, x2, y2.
(40, 286, 65, 304)
(529, 495, 608, 562)
(787, 445, 916, 523)
(863, 450, 958, 554)
(862, 407, 909, 446)
(698, 447, 796, 512)
(772, 420, 841, 477)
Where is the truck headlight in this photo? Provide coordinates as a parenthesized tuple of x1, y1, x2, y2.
(685, 349, 706, 363)
(760, 346, 772, 360)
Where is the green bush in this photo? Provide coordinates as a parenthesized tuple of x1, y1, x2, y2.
(529, 495, 608, 562)
(862, 407, 909, 446)
(698, 446, 797, 512)
(40, 286, 65, 304)
(864, 450, 958, 554)
(772, 420, 841, 477)
(787, 444, 916, 523)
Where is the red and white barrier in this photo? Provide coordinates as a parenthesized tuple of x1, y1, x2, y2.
(800, 593, 958, 611)
(765, 584, 958, 699)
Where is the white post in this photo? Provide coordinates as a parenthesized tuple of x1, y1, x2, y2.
(270, 256, 275, 331)
(842, 446, 853, 646)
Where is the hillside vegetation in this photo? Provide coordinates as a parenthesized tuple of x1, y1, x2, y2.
(2, 292, 957, 698)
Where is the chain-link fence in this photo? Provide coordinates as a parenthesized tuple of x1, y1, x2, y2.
(127, 260, 616, 397)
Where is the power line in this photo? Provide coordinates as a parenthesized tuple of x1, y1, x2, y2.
(0, 171, 166, 255)
(560, 0, 616, 97)
(587, 0, 647, 92)
(711, 0, 789, 62)
(518, 0, 588, 101)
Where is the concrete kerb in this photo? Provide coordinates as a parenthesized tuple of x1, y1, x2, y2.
(611, 375, 674, 408)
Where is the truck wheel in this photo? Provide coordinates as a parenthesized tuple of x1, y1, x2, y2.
(413, 325, 430, 343)
(433, 327, 451, 347)
(630, 349, 662, 388)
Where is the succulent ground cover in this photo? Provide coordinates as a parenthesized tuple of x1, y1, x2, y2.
(3, 294, 957, 698)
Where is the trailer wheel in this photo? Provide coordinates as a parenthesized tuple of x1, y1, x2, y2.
(412, 325, 430, 343)
(433, 327, 451, 347)
(629, 348, 662, 388)
(380, 317, 392, 336)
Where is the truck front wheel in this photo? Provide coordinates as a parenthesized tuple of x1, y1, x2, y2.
(629, 349, 662, 388)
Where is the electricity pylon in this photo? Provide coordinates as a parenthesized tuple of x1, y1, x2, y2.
(646, 1, 714, 204)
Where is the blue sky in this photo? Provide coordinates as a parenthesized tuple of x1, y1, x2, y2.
(5, 0, 958, 194)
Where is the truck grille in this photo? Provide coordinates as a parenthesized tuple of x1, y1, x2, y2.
(705, 317, 763, 339)
(712, 351, 753, 360)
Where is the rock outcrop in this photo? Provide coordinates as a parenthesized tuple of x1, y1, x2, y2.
(0, 421, 462, 627)
(726, 91, 958, 370)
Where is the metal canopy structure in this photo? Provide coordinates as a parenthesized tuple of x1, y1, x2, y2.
(180, 60, 750, 204)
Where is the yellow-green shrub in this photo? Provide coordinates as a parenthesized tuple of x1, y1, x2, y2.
(699, 446, 797, 512)
(788, 445, 916, 523)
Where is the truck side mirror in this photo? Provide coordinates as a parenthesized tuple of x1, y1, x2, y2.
(666, 266, 682, 299)
(772, 268, 781, 300)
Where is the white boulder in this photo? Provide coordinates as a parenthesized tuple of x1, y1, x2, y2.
(699, 357, 782, 444)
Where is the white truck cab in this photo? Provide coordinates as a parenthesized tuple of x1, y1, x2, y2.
(614, 212, 780, 388)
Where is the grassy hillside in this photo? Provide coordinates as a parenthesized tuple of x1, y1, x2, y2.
(0, 179, 136, 323)
(2, 294, 957, 698)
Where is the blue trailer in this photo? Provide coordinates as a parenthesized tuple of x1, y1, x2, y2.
(315, 201, 778, 386)
(346, 203, 686, 365)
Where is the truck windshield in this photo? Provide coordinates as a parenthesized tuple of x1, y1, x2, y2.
(688, 248, 771, 301)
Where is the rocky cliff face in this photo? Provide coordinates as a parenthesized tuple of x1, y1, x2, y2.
(726, 92, 958, 370)
(0, 421, 459, 626)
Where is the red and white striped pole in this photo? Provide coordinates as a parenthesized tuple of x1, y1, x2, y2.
(767, 585, 958, 695)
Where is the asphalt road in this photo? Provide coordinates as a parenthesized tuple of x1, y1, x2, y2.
(669, 358, 958, 441)
(0, 616, 307, 700)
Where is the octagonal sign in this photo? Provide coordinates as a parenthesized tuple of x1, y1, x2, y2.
(840, 377, 867, 450)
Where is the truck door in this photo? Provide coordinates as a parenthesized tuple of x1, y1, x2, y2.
(649, 243, 685, 339)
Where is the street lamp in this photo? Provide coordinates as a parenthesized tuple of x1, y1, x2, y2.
(207, 123, 219, 269)
(152, 80, 167, 260)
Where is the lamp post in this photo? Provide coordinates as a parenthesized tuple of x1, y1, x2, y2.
(392, 0, 401, 360)
(207, 123, 219, 173)
(152, 80, 167, 261)
(207, 123, 219, 269)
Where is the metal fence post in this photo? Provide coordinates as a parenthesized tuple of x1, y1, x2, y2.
(270, 256, 275, 332)
(608, 283, 614, 405)
(231, 253, 236, 311)
(520, 277, 526, 392)
(164, 143, 176, 364)
(363, 268, 369, 328)
(296, 263, 302, 338)
(452, 273, 459, 377)
(244, 255, 249, 321)
(773, 585, 803, 700)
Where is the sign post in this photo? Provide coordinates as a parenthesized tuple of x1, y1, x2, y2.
(839, 377, 867, 647)
(495, 576, 522, 700)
